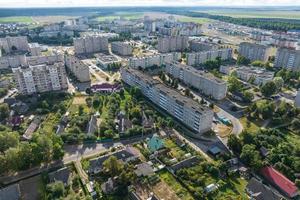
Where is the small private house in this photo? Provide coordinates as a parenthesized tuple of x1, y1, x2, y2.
(260, 166, 299, 198)
(246, 178, 282, 200)
(48, 167, 71, 186)
(205, 183, 219, 194)
(147, 134, 164, 153)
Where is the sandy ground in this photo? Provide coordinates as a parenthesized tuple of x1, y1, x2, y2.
(72, 96, 87, 105)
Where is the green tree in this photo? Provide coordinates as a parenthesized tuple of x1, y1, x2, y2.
(0, 103, 9, 121)
(227, 134, 242, 153)
(103, 156, 124, 176)
(260, 81, 277, 97)
(46, 181, 65, 200)
(0, 131, 19, 153)
(240, 144, 263, 170)
(237, 55, 250, 65)
(243, 90, 254, 102)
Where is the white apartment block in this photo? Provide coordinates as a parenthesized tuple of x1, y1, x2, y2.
(186, 48, 232, 66)
(165, 62, 227, 100)
(12, 62, 68, 95)
(121, 68, 213, 136)
(0, 36, 29, 54)
(111, 42, 133, 56)
(274, 48, 300, 71)
(74, 36, 109, 55)
(0, 55, 27, 69)
(29, 43, 42, 56)
(189, 40, 219, 52)
(238, 42, 271, 62)
(295, 89, 300, 108)
(128, 52, 181, 69)
(157, 36, 189, 53)
(65, 55, 91, 82)
(26, 54, 64, 66)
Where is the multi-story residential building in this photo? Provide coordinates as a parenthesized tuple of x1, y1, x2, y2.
(144, 20, 156, 33)
(189, 40, 219, 52)
(186, 48, 232, 66)
(272, 38, 298, 49)
(157, 36, 189, 53)
(158, 27, 180, 36)
(128, 52, 181, 69)
(0, 36, 29, 54)
(295, 89, 300, 107)
(0, 55, 27, 69)
(165, 62, 227, 100)
(111, 42, 133, 56)
(238, 42, 271, 62)
(12, 62, 68, 95)
(26, 54, 64, 66)
(121, 68, 213, 136)
(74, 36, 109, 55)
(29, 43, 42, 56)
(274, 48, 300, 71)
(65, 55, 90, 82)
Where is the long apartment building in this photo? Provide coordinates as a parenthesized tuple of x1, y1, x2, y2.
(74, 36, 108, 55)
(238, 42, 271, 62)
(65, 55, 91, 82)
(111, 41, 133, 56)
(12, 62, 68, 95)
(128, 52, 181, 69)
(189, 40, 219, 52)
(157, 36, 189, 53)
(165, 62, 227, 100)
(121, 68, 213, 136)
(274, 48, 300, 71)
(186, 48, 232, 66)
(0, 36, 29, 54)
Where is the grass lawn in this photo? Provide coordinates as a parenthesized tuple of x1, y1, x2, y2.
(158, 170, 194, 200)
(240, 117, 261, 133)
(164, 139, 187, 160)
(177, 16, 212, 24)
(0, 16, 34, 23)
(213, 177, 248, 199)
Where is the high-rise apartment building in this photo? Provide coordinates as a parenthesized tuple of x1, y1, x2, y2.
(121, 68, 213, 136)
(157, 36, 189, 53)
(274, 48, 300, 71)
(186, 49, 232, 66)
(165, 62, 227, 100)
(74, 36, 109, 54)
(12, 62, 68, 95)
(238, 42, 271, 62)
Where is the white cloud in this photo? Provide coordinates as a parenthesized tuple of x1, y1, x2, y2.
(0, 0, 299, 7)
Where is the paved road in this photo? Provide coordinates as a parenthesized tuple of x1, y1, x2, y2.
(0, 88, 17, 103)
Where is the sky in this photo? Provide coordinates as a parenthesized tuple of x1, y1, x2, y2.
(0, 0, 299, 7)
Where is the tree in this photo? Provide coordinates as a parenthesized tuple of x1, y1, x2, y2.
(237, 55, 250, 65)
(46, 181, 65, 200)
(103, 156, 124, 176)
(227, 135, 242, 153)
(273, 77, 284, 91)
(78, 105, 84, 115)
(243, 90, 254, 103)
(291, 119, 300, 134)
(240, 144, 263, 170)
(260, 81, 277, 97)
(0, 131, 19, 152)
(228, 75, 243, 93)
(5, 147, 20, 171)
(0, 103, 9, 121)
(184, 88, 191, 96)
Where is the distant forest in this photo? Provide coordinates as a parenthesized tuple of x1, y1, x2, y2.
(166, 11, 300, 32)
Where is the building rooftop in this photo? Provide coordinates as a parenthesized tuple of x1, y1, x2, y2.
(246, 178, 282, 200)
(0, 184, 21, 200)
(260, 166, 298, 198)
(169, 62, 226, 84)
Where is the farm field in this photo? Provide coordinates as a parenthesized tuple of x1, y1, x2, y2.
(200, 10, 300, 19)
(177, 16, 212, 24)
(0, 16, 34, 23)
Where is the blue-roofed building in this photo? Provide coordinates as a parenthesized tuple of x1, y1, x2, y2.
(147, 134, 164, 153)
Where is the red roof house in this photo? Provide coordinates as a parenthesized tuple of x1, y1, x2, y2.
(260, 166, 299, 198)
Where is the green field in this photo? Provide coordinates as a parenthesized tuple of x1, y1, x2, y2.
(96, 12, 143, 21)
(177, 16, 212, 24)
(0, 16, 34, 23)
(200, 10, 300, 19)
